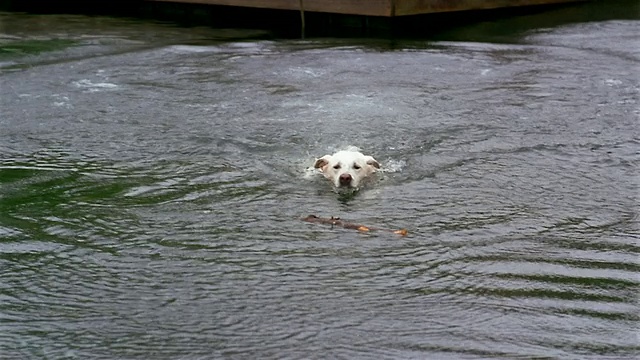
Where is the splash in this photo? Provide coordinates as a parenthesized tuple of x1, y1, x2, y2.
(380, 159, 406, 173)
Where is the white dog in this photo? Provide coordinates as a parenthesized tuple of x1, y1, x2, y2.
(314, 149, 380, 189)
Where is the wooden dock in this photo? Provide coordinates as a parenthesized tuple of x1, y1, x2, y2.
(145, 0, 588, 17)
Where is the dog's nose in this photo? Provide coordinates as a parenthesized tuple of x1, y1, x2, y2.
(339, 173, 352, 185)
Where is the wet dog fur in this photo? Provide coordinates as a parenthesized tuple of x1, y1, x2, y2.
(314, 149, 380, 190)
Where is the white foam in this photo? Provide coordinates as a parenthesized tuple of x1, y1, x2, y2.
(52, 94, 72, 108)
(168, 45, 220, 53)
(72, 79, 119, 92)
(303, 166, 319, 180)
(381, 159, 406, 173)
(604, 79, 622, 87)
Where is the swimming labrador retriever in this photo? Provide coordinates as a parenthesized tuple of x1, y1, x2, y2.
(314, 149, 380, 189)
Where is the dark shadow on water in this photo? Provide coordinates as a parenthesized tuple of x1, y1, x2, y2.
(408, 0, 640, 43)
(337, 189, 359, 204)
(1, 0, 638, 42)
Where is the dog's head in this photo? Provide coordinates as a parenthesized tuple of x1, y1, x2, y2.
(314, 150, 380, 189)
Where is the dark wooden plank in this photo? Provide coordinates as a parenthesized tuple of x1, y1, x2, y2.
(393, 0, 588, 16)
(145, 0, 587, 16)
(146, 0, 394, 16)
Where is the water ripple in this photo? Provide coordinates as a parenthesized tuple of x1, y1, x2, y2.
(1, 10, 639, 359)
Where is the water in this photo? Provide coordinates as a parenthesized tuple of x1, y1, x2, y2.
(1, 2, 639, 359)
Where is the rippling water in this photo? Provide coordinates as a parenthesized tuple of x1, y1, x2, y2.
(1, 3, 639, 359)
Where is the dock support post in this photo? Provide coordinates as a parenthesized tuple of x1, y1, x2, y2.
(299, 0, 305, 39)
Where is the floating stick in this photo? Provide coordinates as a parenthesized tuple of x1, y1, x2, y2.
(302, 215, 408, 236)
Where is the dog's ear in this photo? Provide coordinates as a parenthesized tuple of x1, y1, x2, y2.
(314, 155, 332, 169)
(365, 156, 380, 169)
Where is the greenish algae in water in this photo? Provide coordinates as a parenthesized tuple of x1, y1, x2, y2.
(0, 38, 78, 57)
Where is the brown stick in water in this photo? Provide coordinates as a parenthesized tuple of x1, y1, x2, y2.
(302, 215, 408, 236)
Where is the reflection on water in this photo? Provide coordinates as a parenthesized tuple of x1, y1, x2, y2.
(0, 2, 639, 359)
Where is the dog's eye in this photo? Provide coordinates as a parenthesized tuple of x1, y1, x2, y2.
(333, 164, 341, 169)
(353, 164, 361, 170)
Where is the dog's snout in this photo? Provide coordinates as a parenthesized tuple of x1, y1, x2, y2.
(339, 173, 352, 186)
